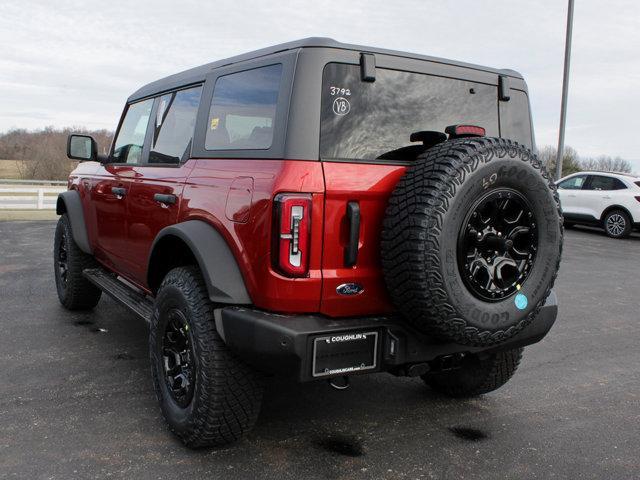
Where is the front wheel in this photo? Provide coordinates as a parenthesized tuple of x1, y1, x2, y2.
(603, 210, 632, 238)
(54, 214, 102, 310)
(422, 347, 524, 397)
(149, 266, 263, 448)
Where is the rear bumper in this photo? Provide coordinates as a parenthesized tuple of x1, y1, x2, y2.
(216, 291, 558, 382)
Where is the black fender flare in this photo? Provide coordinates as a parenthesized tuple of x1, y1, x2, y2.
(56, 190, 92, 254)
(148, 220, 252, 305)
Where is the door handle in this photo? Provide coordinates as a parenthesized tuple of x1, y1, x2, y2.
(344, 201, 360, 267)
(154, 193, 176, 205)
(111, 187, 126, 197)
(602, 195, 612, 199)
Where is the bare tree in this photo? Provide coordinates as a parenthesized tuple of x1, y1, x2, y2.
(537, 145, 582, 179)
(0, 127, 113, 180)
(579, 155, 632, 173)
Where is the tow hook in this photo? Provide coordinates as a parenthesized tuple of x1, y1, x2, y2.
(328, 376, 350, 390)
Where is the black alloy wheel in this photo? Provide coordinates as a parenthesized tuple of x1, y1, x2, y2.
(458, 188, 538, 301)
(57, 228, 69, 287)
(161, 309, 196, 408)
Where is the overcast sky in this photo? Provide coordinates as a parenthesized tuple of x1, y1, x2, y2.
(1, 0, 639, 169)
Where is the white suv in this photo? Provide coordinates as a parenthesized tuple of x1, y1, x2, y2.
(557, 171, 640, 238)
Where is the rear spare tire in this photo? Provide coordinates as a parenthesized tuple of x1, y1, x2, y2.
(381, 138, 562, 346)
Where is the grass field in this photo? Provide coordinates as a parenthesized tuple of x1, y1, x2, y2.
(0, 210, 58, 221)
(0, 159, 25, 179)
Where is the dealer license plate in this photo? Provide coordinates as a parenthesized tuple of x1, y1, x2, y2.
(312, 331, 378, 377)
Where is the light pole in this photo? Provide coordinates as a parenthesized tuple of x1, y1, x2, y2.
(555, 0, 575, 180)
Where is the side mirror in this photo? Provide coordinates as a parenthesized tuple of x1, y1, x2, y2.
(67, 134, 97, 162)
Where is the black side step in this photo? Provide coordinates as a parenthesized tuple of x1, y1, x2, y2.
(83, 268, 153, 322)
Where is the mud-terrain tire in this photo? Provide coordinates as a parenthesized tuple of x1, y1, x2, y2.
(381, 138, 562, 346)
(54, 213, 102, 310)
(603, 209, 632, 238)
(423, 347, 523, 397)
(149, 266, 263, 448)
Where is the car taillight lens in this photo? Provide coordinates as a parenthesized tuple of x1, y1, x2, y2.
(273, 193, 312, 277)
(445, 124, 486, 138)
(635, 196, 640, 203)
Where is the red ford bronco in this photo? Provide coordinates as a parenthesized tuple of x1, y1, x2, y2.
(55, 38, 562, 447)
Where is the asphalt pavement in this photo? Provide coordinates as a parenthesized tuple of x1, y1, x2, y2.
(0, 221, 638, 479)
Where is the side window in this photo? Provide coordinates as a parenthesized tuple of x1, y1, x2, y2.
(499, 90, 533, 149)
(112, 99, 154, 164)
(149, 86, 202, 164)
(612, 178, 627, 190)
(205, 64, 282, 150)
(558, 175, 586, 190)
(585, 175, 626, 191)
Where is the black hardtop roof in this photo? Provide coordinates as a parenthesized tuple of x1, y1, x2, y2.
(128, 37, 523, 102)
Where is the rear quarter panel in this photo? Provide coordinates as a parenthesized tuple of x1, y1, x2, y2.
(181, 158, 325, 313)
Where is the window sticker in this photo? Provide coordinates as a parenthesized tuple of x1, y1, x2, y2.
(156, 99, 167, 127)
(210, 117, 219, 130)
(329, 86, 351, 96)
(332, 97, 350, 116)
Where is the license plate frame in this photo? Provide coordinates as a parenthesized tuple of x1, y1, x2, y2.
(311, 331, 378, 378)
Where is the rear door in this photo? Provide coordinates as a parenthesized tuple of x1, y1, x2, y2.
(123, 85, 203, 284)
(319, 62, 500, 317)
(581, 175, 628, 220)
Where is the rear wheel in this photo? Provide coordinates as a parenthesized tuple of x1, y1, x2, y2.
(54, 214, 102, 310)
(423, 347, 524, 397)
(603, 210, 631, 238)
(149, 266, 263, 448)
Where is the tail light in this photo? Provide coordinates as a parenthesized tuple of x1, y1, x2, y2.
(445, 124, 486, 138)
(273, 193, 312, 277)
(635, 196, 640, 203)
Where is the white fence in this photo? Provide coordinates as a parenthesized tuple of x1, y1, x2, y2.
(0, 181, 66, 210)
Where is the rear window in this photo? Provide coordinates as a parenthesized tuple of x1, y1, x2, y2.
(320, 63, 499, 162)
(205, 64, 282, 151)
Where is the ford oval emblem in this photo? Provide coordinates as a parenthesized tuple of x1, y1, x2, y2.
(336, 283, 364, 296)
